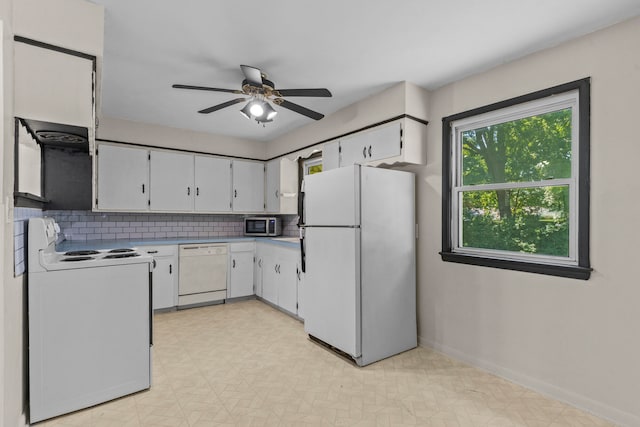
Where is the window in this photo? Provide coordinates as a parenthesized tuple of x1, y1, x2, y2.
(441, 78, 591, 279)
(303, 156, 322, 175)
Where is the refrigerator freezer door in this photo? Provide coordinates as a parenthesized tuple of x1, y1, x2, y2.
(304, 165, 360, 226)
(303, 227, 361, 358)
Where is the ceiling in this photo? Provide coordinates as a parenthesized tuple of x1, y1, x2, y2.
(92, 0, 640, 142)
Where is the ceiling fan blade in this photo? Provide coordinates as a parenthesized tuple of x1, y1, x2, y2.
(173, 84, 242, 94)
(240, 65, 263, 86)
(275, 88, 332, 97)
(275, 99, 324, 120)
(198, 98, 247, 114)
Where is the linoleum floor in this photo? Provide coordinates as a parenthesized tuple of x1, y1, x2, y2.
(37, 299, 612, 426)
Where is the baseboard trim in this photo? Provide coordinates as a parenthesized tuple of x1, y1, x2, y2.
(418, 336, 639, 427)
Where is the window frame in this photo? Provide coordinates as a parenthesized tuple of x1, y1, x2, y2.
(441, 78, 592, 280)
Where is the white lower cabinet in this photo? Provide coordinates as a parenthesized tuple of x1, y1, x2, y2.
(296, 259, 305, 320)
(259, 244, 300, 316)
(254, 242, 266, 297)
(261, 253, 279, 306)
(228, 242, 255, 299)
(144, 245, 178, 310)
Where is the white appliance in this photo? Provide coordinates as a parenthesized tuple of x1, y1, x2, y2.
(300, 164, 417, 366)
(27, 217, 153, 424)
(178, 243, 228, 307)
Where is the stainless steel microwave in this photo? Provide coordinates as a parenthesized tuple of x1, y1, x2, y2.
(244, 217, 281, 236)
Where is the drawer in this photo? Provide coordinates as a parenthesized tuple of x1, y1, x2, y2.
(229, 242, 255, 253)
(141, 245, 178, 257)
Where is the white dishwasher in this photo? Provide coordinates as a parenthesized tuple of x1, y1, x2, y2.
(178, 243, 228, 307)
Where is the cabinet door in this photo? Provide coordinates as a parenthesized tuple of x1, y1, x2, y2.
(261, 254, 278, 305)
(366, 122, 402, 162)
(15, 42, 93, 127)
(195, 156, 232, 212)
(254, 244, 264, 297)
(153, 257, 176, 310)
(339, 136, 367, 167)
(266, 158, 299, 214)
(277, 250, 298, 315)
(322, 141, 340, 171)
(265, 159, 280, 213)
(150, 150, 194, 211)
(96, 144, 149, 210)
(228, 251, 254, 298)
(296, 261, 305, 320)
(232, 160, 264, 212)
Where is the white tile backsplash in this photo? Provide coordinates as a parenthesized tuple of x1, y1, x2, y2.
(14, 207, 44, 276)
(44, 211, 299, 241)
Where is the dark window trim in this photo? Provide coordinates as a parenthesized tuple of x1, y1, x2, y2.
(441, 77, 591, 280)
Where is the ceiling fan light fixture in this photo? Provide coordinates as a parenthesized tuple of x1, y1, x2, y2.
(264, 103, 278, 121)
(249, 101, 264, 117)
(240, 98, 277, 124)
(239, 103, 253, 120)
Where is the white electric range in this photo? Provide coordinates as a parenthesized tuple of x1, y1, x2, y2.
(27, 217, 154, 423)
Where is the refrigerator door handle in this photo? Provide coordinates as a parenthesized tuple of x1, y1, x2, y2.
(297, 190, 305, 227)
(300, 227, 306, 273)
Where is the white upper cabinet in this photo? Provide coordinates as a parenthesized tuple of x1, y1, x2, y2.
(265, 158, 298, 214)
(232, 160, 265, 213)
(96, 144, 149, 211)
(14, 42, 94, 128)
(322, 140, 340, 171)
(194, 156, 232, 212)
(322, 118, 427, 170)
(149, 150, 194, 212)
(340, 122, 402, 166)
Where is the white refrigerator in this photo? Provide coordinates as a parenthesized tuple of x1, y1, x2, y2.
(301, 164, 416, 366)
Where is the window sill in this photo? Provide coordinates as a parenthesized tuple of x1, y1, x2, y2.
(440, 251, 591, 280)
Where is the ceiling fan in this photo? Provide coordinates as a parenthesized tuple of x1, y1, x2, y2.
(172, 65, 332, 124)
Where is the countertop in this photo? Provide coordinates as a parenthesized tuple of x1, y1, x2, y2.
(56, 236, 299, 252)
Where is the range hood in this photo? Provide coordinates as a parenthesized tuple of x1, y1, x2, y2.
(21, 118, 89, 152)
(16, 118, 92, 210)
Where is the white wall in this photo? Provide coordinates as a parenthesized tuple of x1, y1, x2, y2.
(410, 16, 640, 426)
(268, 16, 640, 427)
(97, 116, 266, 160)
(0, 1, 25, 425)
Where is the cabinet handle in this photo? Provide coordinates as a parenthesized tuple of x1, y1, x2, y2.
(275, 189, 279, 199)
(258, 259, 262, 267)
(275, 264, 278, 273)
(232, 259, 236, 268)
(187, 187, 191, 195)
(368, 145, 372, 157)
(196, 187, 200, 196)
(142, 183, 145, 194)
(234, 189, 237, 198)
(147, 250, 158, 254)
(152, 259, 157, 269)
(169, 264, 172, 274)
(362, 146, 367, 158)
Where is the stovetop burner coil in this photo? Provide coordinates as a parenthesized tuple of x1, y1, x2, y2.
(61, 256, 95, 262)
(107, 248, 135, 253)
(103, 253, 140, 259)
(64, 250, 100, 256)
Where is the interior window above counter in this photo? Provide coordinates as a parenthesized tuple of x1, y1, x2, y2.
(322, 116, 427, 171)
